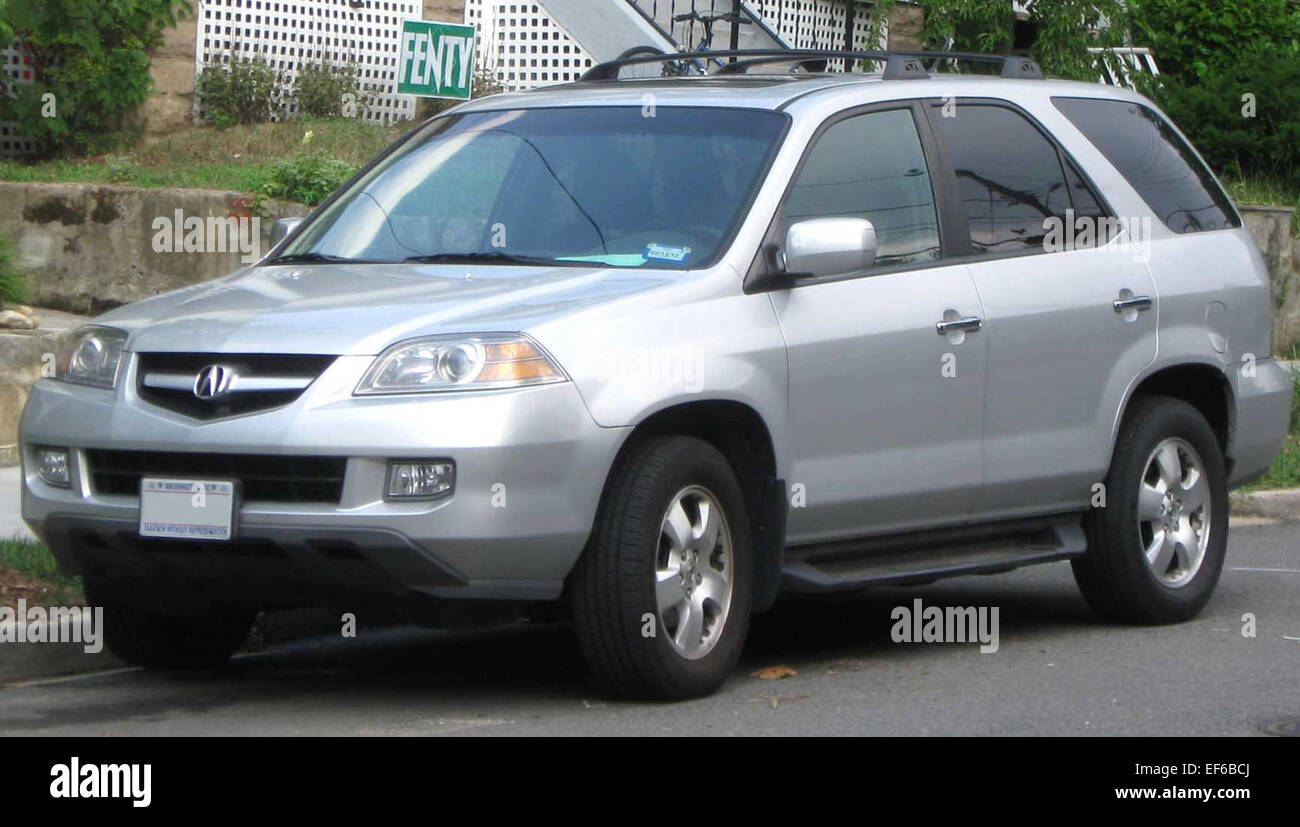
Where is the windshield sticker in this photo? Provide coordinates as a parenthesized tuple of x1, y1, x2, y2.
(643, 243, 692, 263)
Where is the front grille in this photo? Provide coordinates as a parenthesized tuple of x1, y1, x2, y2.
(136, 353, 336, 420)
(85, 449, 347, 504)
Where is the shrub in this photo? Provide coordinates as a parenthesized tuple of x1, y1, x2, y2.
(872, 0, 1125, 81)
(294, 62, 362, 119)
(1128, 1, 1300, 189)
(196, 55, 287, 128)
(0, 0, 192, 157)
(0, 232, 31, 306)
(1139, 42, 1300, 189)
(1128, 0, 1300, 82)
(259, 149, 358, 207)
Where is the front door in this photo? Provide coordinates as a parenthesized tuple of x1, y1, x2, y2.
(772, 104, 988, 545)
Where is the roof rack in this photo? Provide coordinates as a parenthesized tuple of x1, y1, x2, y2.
(579, 48, 1043, 82)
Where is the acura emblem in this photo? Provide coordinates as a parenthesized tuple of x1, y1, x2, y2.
(194, 364, 236, 400)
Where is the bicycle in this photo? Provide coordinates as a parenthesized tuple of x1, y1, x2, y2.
(613, 10, 751, 78)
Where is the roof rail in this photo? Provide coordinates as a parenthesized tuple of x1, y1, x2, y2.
(579, 48, 1043, 82)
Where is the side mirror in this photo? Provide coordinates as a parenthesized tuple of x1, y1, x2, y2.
(782, 217, 877, 278)
(270, 217, 305, 248)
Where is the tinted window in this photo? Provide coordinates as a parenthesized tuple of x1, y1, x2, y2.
(783, 108, 941, 268)
(1053, 97, 1240, 233)
(930, 104, 1072, 255)
(1063, 155, 1107, 222)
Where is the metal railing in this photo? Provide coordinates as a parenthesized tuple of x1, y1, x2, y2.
(1088, 46, 1161, 87)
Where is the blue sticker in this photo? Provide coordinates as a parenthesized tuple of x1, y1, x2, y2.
(643, 243, 692, 263)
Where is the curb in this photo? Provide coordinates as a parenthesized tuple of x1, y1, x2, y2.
(0, 610, 123, 684)
(1230, 487, 1300, 521)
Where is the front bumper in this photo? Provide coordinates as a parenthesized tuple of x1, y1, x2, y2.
(20, 354, 629, 603)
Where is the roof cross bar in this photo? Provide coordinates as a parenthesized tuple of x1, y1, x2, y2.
(579, 48, 1043, 82)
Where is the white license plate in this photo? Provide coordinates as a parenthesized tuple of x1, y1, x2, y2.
(139, 478, 236, 541)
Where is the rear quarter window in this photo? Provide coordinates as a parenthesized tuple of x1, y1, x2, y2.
(1052, 97, 1240, 234)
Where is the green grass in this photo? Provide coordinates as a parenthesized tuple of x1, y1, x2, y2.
(1223, 175, 1300, 236)
(0, 117, 409, 196)
(0, 536, 84, 607)
(0, 231, 31, 306)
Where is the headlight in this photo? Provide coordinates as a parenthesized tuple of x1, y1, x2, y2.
(355, 333, 566, 395)
(56, 326, 128, 389)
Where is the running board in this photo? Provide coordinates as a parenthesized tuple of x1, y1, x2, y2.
(780, 516, 1087, 593)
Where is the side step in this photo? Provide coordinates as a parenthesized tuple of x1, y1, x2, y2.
(780, 515, 1087, 594)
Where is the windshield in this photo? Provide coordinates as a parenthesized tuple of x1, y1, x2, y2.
(277, 106, 787, 269)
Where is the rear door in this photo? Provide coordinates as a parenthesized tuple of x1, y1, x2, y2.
(923, 99, 1159, 519)
(769, 103, 988, 544)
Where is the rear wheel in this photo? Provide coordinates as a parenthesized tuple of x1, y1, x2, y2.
(571, 435, 752, 699)
(1073, 396, 1228, 623)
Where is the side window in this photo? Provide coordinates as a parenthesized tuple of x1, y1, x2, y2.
(1063, 155, 1107, 222)
(783, 108, 942, 268)
(1052, 97, 1240, 234)
(929, 103, 1073, 256)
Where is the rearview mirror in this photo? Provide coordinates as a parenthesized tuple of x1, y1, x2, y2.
(782, 217, 877, 278)
(270, 217, 304, 248)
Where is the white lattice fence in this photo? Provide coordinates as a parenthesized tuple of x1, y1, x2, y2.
(748, 0, 879, 50)
(1, 38, 39, 157)
(195, 0, 420, 124)
(464, 1, 595, 90)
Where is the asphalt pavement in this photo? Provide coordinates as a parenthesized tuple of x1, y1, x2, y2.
(2, 519, 1296, 736)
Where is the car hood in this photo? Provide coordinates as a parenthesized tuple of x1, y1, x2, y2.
(97, 262, 681, 355)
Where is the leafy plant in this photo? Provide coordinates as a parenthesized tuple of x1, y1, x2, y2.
(0, 0, 192, 156)
(1128, 0, 1300, 82)
(293, 61, 362, 119)
(871, 0, 1124, 80)
(1128, 1, 1300, 189)
(0, 232, 31, 306)
(258, 146, 358, 207)
(196, 54, 288, 128)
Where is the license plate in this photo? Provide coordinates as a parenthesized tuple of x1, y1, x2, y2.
(139, 478, 236, 541)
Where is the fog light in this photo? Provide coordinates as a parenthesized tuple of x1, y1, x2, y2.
(36, 448, 71, 488)
(386, 460, 455, 500)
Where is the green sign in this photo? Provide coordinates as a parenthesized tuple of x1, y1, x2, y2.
(397, 20, 477, 100)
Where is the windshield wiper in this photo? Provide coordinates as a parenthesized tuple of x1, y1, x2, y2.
(267, 252, 361, 265)
(403, 252, 560, 266)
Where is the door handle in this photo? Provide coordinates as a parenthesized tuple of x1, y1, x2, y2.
(935, 315, 983, 335)
(1113, 295, 1153, 313)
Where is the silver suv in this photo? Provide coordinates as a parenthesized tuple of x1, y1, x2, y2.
(20, 51, 1290, 699)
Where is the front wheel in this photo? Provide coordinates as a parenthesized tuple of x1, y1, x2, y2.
(571, 436, 752, 700)
(89, 582, 256, 669)
(1073, 396, 1228, 624)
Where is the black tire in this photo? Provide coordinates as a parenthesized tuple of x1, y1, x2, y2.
(95, 595, 255, 669)
(1073, 395, 1228, 624)
(571, 435, 753, 700)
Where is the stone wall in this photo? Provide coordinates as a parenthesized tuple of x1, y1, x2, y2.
(886, 3, 925, 51)
(141, 6, 199, 136)
(1241, 205, 1300, 353)
(0, 182, 308, 314)
(0, 310, 84, 465)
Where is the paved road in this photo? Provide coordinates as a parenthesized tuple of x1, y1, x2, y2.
(0, 467, 34, 541)
(2, 520, 1297, 736)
